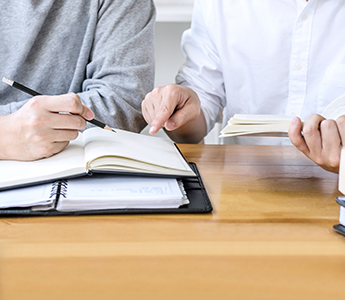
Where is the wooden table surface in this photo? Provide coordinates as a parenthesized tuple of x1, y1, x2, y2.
(1, 144, 345, 300)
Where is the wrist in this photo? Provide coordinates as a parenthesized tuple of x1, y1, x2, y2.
(0, 114, 18, 160)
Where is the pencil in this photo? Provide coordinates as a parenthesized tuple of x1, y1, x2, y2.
(2, 77, 116, 133)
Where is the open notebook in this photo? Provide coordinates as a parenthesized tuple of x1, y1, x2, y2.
(0, 128, 196, 191)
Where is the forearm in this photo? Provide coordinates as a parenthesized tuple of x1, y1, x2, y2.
(0, 114, 13, 160)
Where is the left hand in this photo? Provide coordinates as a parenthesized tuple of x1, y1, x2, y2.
(289, 114, 345, 173)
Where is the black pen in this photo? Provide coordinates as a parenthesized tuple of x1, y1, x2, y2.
(2, 77, 116, 133)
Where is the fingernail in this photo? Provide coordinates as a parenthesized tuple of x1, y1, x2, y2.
(86, 110, 94, 120)
(165, 120, 176, 130)
(291, 117, 298, 124)
(149, 125, 157, 134)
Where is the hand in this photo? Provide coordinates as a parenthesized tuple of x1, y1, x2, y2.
(142, 84, 206, 143)
(0, 93, 94, 161)
(289, 114, 345, 173)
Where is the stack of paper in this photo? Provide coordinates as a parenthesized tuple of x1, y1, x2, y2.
(0, 175, 189, 212)
(219, 114, 293, 137)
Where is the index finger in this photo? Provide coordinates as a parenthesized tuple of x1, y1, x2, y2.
(44, 94, 94, 120)
(149, 95, 178, 134)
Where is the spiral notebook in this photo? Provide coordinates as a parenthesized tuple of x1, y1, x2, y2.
(0, 163, 212, 216)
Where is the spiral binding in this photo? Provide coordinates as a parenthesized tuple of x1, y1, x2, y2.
(59, 180, 68, 198)
(48, 179, 68, 209)
(49, 181, 60, 199)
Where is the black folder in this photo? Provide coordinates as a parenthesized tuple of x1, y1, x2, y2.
(0, 162, 212, 217)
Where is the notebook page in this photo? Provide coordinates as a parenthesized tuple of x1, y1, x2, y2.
(57, 175, 188, 211)
(0, 182, 54, 208)
(82, 128, 194, 175)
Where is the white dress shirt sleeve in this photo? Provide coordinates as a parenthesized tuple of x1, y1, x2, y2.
(176, 0, 226, 134)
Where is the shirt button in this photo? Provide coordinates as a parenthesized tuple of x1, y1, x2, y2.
(301, 14, 308, 21)
(295, 63, 303, 70)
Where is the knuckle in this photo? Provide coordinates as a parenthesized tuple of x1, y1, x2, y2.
(336, 116, 345, 128)
(40, 146, 54, 158)
(164, 84, 178, 97)
(26, 96, 42, 109)
(312, 156, 324, 166)
(26, 114, 44, 129)
(69, 95, 81, 111)
(141, 98, 148, 109)
(301, 124, 313, 136)
(74, 116, 85, 129)
(31, 133, 46, 145)
(328, 157, 340, 169)
(320, 119, 336, 131)
(160, 104, 170, 114)
(70, 130, 80, 140)
(151, 87, 162, 97)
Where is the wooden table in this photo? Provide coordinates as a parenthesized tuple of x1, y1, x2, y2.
(1, 145, 345, 300)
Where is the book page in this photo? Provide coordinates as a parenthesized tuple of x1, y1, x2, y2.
(220, 114, 292, 137)
(230, 114, 294, 122)
(56, 174, 188, 211)
(0, 182, 54, 208)
(82, 128, 195, 176)
(0, 133, 86, 190)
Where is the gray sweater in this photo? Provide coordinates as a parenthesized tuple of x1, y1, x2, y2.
(0, 0, 155, 132)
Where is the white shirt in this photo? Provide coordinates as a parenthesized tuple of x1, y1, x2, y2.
(176, 0, 345, 143)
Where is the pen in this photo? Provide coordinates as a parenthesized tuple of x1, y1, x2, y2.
(2, 77, 116, 133)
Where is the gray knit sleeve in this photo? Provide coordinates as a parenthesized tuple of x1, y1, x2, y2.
(78, 0, 156, 132)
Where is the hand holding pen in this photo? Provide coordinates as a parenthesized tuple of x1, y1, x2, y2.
(0, 77, 114, 161)
(2, 77, 115, 133)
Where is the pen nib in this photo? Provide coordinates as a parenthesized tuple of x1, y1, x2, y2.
(104, 125, 116, 133)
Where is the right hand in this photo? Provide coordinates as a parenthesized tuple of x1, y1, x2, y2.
(0, 93, 94, 161)
(142, 84, 205, 142)
(289, 114, 345, 173)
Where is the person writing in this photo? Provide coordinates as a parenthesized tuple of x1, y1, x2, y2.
(0, 0, 155, 161)
(142, 0, 345, 173)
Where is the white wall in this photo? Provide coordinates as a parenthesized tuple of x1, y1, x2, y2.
(154, 22, 190, 88)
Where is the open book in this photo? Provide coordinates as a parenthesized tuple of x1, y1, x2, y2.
(0, 128, 196, 191)
(0, 174, 189, 212)
(219, 114, 293, 137)
(220, 94, 345, 138)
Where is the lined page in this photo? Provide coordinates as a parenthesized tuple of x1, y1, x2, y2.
(0, 182, 54, 208)
(57, 175, 188, 211)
